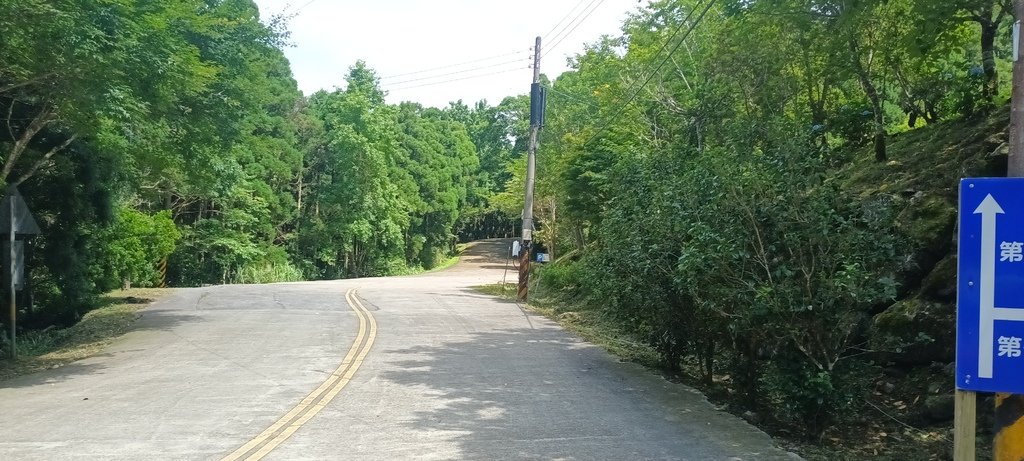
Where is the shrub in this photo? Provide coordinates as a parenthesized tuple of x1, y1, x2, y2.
(91, 207, 180, 291)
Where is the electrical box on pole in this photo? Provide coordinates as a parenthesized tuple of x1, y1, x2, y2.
(530, 83, 547, 128)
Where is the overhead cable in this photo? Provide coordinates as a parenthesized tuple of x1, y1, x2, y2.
(380, 50, 528, 80)
(384, 58, 529, 87)
(544, 0, 609, 58)
(542, 0, 592, 41)
(581, 0, 716, 149)
(386, 66, 528, 92)
(544, 85, 602, 110)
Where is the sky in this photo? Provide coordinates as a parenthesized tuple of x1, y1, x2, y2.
(251, 0, 643, 108)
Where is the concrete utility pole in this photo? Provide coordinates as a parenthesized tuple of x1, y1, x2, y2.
(995, 4, 1024, 459)
(518, 36, 542, 301)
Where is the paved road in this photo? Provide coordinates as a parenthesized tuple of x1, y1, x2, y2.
(0, 239, 797, 460)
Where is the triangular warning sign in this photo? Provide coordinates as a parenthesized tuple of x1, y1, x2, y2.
(0, 185, 40, 236)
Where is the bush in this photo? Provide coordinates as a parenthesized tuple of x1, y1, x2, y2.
(233, 246, 304, 284)
(91, 207, 180, 291)
(557, 134, 902, 436)
(760, 351, 876, 436)
(169, 218, 262, 286)
(536, 258, 586, 296)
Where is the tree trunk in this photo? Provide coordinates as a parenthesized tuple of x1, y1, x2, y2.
(981, 17, 999, 102)
(549, 201, 556, 261)
(296, 171, 304, 212)
(3, 108, 53, 181)
(702, 338, 714, 386)
(802, 44, 829, 148)
(849, 37, 887, 161)
(15, 134, 77, 184)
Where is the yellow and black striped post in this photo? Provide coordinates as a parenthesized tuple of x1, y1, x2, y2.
(995, 393, 1024, 461)
(158, 258, 168, 288)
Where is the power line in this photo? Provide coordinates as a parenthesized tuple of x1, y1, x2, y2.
(545, 0, 609, 58)
(546, 0, 603, 46)
(289, 0, 318, 14)
(386, 66, 528, 92)
(384, 57, 529, 86)
(544, 85, 602, 110)
(542, 0, 592, 40)
(619, 0, 705, 94)
(380, 50, 528, 80)
(581, 0, 716, 149)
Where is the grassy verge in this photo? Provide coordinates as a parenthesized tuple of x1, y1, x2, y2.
(0, 288, 172, 381)
(472, 282, 661, 367)
(395, 246, 467, 276)
(426, 253, 462, 273)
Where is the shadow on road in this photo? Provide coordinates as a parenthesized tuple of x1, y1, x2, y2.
(0, 309, 197, 389)
(379, 327, 791, 460)
(459, 239, 513, 267)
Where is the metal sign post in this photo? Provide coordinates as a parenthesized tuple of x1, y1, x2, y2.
(0, 185, 40, 359)
(7, 193, 12, 359)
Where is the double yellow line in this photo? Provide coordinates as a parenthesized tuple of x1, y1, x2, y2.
(221, 289, 377, 461)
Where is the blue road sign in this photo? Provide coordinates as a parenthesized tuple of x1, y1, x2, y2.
(957, 178, 1024, 393)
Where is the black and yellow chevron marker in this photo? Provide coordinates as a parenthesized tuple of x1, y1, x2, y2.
(157, 258, 168, 288)
(995, 393, 1024, 461)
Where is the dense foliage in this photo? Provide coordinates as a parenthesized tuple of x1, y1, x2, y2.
(0, 0, 1014, 440)
(528, 0, 1014, 436)
(0, 1, 524, 332)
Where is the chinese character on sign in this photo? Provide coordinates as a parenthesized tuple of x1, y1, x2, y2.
(998, 336, 1023, 358)
(1000, 241, 1024, 262)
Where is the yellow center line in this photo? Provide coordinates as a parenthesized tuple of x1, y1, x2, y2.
(220, 288, 377, 461)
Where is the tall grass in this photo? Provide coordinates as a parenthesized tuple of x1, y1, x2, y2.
(233, 262, 305, 284)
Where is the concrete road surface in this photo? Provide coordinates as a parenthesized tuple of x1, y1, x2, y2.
(0, 239, 798, 460)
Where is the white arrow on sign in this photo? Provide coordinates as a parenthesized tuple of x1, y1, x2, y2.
(976, 194, 1004, 378)
(974, 194, 1024, 379)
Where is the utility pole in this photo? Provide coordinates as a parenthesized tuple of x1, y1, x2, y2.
(518, 36, 543, 301)
(994, 4, 1024, 459)
(1011, 9, 1024, 177)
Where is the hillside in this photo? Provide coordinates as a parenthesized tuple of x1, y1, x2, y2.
(853, 107, 1008, 369)
(522, 107, 1011, 460)
(827, 107, 1010, 459)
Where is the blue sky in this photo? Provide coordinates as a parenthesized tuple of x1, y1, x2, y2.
(252, 0, 642, 107)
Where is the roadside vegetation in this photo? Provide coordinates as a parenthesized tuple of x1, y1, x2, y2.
(1, 1, 526, 344)
(0, 288, 171, 380)
(477, 0, 1013, 458)
(1, 0, 1014, 458)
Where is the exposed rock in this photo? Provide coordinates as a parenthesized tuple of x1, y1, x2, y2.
(742, 410, 762, 424)
(924, 394, 955, 422)
(870, 298, 955, 365)
(919, 255, 957, 302)
(893, 194, 957, 299)
(882, 366, 907, 378)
